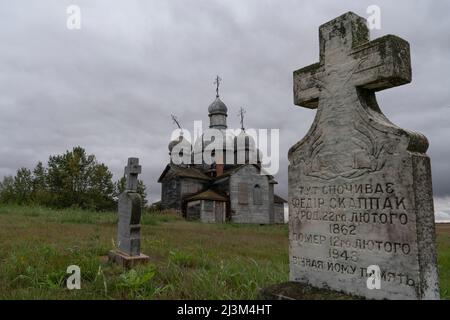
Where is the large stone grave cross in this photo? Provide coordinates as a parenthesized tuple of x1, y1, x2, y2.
(109, 158, 149, 267)
(288, 12, 439, 299)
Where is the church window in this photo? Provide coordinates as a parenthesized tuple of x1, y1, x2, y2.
(253, 184, 262, 205)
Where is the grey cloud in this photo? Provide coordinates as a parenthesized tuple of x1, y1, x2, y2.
(0, 0, 449, 206)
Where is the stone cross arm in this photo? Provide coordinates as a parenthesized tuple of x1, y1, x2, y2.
(294, 12, 412, 109)
(293, 62, 323, 109)
(124, 157, 142, 191)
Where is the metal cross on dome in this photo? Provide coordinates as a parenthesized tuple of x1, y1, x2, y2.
(171, 114, 182, 129)
(214, 75, 222, 98)
(238, 107, 246, 131)
(171, 114, 183, 136)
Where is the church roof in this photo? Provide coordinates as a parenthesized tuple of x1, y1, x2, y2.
(158, 164, 211, 182)
(274, 194, 287, 203)
(186, 189, 227, 202)
(215, 164, 276, 181)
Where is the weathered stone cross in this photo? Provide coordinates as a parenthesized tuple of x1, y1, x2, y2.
(291, 12, 415, 180)
(109, 157, 149, 266)
(287, 12, 440, 300)
(124, 158, 141, 191)
(294, 12, 411, 110)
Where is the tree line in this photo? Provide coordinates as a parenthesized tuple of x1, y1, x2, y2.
(0, 146, 147, 211)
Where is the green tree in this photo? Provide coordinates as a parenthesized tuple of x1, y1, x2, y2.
(0, 176, 15, 203)
(31, 161, 51, 205)
(13, 168, 33, 204)
(46, 146, 115, 210)
(0, 147, 117, 211)
(88, 163, 115, 211)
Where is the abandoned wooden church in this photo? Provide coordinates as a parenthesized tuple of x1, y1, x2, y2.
(158, 85, 286, 224)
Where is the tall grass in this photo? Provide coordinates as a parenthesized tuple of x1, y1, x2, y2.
(0, 205, 448, 299)
(0, 204, 182, 225)
(438, 233, 450, 299)
(0, 205, 288, 299)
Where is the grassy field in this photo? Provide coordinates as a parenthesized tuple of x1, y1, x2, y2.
(0, 204, 448, 300)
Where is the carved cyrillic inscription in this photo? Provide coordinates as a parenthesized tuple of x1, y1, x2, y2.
(290, 182, 413, 272)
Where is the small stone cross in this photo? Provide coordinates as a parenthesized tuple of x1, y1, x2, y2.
(124, 158, 141, 191)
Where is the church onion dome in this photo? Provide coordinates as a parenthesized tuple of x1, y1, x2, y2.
(223, 130, 236, 153)
(234, 129, 261, 164)
(168, 139, 178, 152)
(208, 97, 228, 115)
(192, 135, 204, 154)
(169, 135, 191, 153)
(234, 130, 256, 151)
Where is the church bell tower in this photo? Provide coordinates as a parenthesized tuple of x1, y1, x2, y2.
(208, 75, 228, 130)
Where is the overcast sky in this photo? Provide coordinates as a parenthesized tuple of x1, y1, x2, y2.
(1, 0, 449, 221)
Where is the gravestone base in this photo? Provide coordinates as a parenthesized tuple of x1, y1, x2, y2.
(108, 250, 150, 268)
(259, 282, 361, 300)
